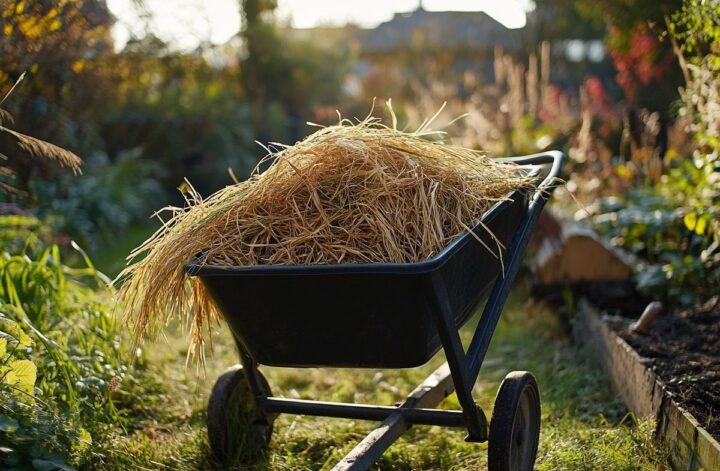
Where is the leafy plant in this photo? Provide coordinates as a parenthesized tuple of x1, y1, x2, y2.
(592, 182, 718, 305)
(0, 225, 133, 468)
(0, 312, 85, 471)
(590, 0, 720, 306)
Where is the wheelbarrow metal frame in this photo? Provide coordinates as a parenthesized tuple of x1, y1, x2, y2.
(222, 151, 563, 471)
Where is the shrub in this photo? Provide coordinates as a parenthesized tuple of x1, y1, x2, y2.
(33, 149, 163, 249)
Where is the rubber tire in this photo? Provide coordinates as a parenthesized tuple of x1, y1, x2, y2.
(207, 365, 275, 463)
(488, 371, 541, 471)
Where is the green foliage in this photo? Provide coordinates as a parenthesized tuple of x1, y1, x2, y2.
(0, 214, 50, 254)
(670, 0, 720, 69)
(530, 0, 606, 40)
(675, 7, 720, 160)
(589, 0, 719, 306)
(593, 175, 719, 305)
(568, 0, 682, 30)
(33, 149, 162, 249)
(94, 40, 260, 194)
(0, 221, 132, 468)
(240, 0, 354, 143)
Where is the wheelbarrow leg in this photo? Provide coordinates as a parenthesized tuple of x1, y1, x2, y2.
(429, 276, 488, 442)
(236, 346, 275, 427)
(333, 363, 455, 471)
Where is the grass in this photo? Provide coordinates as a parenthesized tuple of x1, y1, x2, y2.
(90, 282, 669, 470)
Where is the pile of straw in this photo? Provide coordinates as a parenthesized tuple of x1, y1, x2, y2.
(116, 113, 534, 362)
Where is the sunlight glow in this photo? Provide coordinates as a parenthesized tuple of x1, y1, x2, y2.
(108, 0, 531, 51)
(108, 0, 242, 50)
(277, 0, 531, 29)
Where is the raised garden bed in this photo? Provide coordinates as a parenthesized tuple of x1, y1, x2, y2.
(609, 297, 720, 441)
(574, 299, 720, 471)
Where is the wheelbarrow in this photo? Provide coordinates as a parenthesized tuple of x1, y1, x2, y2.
(188, 151, 564, 470)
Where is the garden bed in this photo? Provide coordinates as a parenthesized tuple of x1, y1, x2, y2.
(608, 296, 720, 441)
(575, 299, 720, 471)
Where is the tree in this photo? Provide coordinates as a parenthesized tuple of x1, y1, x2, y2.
(239, 0, 290, 142)
(238, 0, 354, 144)
(536, 0, 685, 109)
(0, 0, 112, 197)
(526, 0, 605, 43)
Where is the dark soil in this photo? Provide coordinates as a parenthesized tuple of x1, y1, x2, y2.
(609, 296, 720, 441)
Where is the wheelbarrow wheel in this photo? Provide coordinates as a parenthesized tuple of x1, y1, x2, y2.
(488, 371, 541, 471)
(207, 365, 275, 463)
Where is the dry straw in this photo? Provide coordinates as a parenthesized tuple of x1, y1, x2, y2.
(115, 106, 534, 365)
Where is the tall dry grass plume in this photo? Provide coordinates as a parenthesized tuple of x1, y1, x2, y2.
(0, 72, 82, 194)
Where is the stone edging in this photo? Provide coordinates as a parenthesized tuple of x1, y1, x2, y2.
(573, 299, 720, 471)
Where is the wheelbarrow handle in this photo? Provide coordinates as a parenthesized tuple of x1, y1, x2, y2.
(495, 150, 564, 202)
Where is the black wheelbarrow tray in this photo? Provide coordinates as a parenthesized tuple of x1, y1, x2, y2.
(188, 151, 564, 471)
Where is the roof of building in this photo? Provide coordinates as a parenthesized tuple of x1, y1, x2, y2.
(357, 8, 522, 53)
(285, 7, 523, 54)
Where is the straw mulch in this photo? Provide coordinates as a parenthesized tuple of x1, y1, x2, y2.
(116, 115, 535, 364)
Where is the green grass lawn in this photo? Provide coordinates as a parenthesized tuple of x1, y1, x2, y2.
(91, 284, 669, 470)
